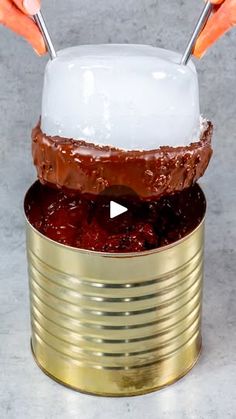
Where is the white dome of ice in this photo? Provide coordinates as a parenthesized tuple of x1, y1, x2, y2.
(41, 44, 201, 150)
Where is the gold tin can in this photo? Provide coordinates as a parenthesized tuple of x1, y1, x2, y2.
(24, 182, 206, 397)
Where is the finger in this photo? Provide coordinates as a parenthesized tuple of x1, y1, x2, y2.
(210, 0, 224, 4)
(12, 0, 40, 15)
(0, 0, 46, 55)
(193, 2, 232, 58)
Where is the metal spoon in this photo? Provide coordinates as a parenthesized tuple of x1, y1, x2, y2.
(34, 11, 57, 60)
(181, 1, 213, 65)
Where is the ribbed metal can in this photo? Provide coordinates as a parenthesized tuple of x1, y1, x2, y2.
(24, 183, 206, 396)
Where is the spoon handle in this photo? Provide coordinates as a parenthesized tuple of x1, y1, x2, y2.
(181, 1, 213, 65)
(34, 11, 57, 60)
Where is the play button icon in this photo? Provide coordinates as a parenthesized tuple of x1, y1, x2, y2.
(95, 185, 141, 234)
(110, 201, 128, 219)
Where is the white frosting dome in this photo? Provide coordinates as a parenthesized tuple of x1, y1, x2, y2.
(41, 44, 201, 150)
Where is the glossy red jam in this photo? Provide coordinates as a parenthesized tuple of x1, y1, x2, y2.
(25, 182, 206, 253)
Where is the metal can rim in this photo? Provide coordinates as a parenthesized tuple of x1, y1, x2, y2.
(24, 181, 206, 258)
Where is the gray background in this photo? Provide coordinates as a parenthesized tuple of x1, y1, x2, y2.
(0, 0, 236, 418)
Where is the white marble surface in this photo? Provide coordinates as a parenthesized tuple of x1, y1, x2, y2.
(0, 1, 236, 418)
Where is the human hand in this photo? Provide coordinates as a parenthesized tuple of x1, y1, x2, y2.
(194, 0, 236, 58)
(0, 0, 46, 55)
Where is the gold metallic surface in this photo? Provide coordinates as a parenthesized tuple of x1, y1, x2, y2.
(25, 184, 206, 396)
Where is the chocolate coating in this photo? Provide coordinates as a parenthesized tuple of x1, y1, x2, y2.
(32, 121, 213, 199)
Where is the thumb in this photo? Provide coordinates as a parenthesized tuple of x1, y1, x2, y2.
(193, 1, 233, 58)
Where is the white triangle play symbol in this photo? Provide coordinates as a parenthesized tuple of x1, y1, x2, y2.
(110, 201, 128, 219)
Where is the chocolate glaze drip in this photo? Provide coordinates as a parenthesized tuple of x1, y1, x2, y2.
(32, 121, 213, 200)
